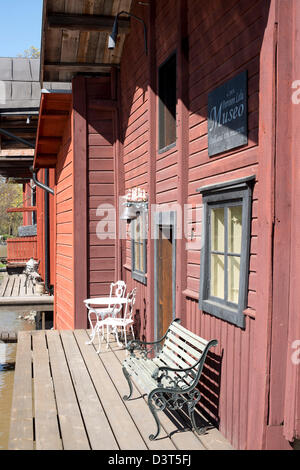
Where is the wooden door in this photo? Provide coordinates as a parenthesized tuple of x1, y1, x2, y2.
(157, 225, 173, 340)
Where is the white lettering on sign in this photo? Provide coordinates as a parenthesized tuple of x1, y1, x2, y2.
(209, 92, 245, 132)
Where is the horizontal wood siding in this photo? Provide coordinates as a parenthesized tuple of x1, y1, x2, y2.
(184, 0, 267, 450)
(55, 114, 74, 330)
(87, 78, 116, 299)
(118, 0, 280, 450)
(120, 2, 150, 322)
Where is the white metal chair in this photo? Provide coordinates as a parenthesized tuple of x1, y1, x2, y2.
(103, 287, 137, 350)
(84, 280, 126, 345)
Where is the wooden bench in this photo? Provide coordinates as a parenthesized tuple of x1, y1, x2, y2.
(122, 318, 218, 441)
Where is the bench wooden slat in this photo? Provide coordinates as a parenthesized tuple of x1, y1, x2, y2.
(167, 332, 204, 359)
(124, 357, 158, 393)
(152, 355, 195, 388)
(160, 345, 192, 371)
(169, 323, 208, 350)
(164, 337, 202, 365)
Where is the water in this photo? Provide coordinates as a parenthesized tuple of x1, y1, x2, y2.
(0, 273, 37, 450)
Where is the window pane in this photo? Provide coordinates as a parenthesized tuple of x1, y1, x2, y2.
(211, 208, 225, 252)
(139, 243, 144, 272)
(134, 241, 140, 271)
(228, 205, 243, 254)
(159, 54, 177, 149)
(228, 255, 240, 303)
(210, 254, 225, 299)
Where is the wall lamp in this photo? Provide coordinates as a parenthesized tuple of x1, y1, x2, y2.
(108, 10, 148, 55)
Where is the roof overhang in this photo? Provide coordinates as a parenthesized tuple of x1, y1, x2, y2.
(33, 91, 72, 169)
(40, 0, 133, 84)
(0, 150, 34, 180)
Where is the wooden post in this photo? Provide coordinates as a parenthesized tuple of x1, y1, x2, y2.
(73, 76, 88, 329)
(146, 0, 157, 342)
(176, 0, 189, 323)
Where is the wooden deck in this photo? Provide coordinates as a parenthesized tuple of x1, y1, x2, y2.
(0, 273, 53, 309)
(8, 329, 233, 451)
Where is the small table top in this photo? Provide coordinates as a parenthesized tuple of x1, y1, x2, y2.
(84, 297, 128, 306)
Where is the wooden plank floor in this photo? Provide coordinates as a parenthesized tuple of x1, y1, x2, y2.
(0, 273, 53, 307)
(8, 329, 233, 451)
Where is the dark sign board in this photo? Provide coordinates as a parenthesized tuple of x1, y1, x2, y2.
(207, 70, 248, 157)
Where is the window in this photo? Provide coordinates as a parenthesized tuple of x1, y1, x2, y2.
(131, 210, 147, 284)
(158, 53, 177, 151)
(198, 176, 255, 328)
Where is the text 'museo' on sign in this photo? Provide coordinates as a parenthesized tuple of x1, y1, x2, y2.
(207, 70, 248, 157)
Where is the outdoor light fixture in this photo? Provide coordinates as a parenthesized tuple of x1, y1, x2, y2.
(108, 11, 148, 55)
(26, 115, 31, 125)
(120, 203, 138, 221)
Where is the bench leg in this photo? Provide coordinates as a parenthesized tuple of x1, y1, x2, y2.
(148, 392, 162, 441)
(122, 366, 133, 400)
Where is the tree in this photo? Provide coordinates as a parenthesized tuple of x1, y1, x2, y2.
(0, 180, 23, 237)
(17, 46, 40, 59)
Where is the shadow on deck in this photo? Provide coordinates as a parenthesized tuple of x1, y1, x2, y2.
(8, 329, 234, 451)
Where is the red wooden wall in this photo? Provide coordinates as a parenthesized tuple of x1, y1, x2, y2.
(54, 116, 74, 330)
(86, 77, 116, 299)
(52, 76, 118, 330)
(117, 0, 298, 450)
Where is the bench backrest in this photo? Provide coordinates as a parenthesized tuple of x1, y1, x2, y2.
(154, 319, 217, 390)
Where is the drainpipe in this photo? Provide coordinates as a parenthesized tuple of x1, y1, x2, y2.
(43, 169, 52, 295)
(30, 168, 54, 294)
(31, 168, 54, 195)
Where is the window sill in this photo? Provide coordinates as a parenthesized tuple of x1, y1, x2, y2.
(200, 299, 245, 328)
(158, 141, 176, 155)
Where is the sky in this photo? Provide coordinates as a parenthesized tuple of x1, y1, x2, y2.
(0, 0, 43, 57)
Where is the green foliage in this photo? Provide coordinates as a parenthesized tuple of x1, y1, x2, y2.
(17, 46, 40, 59)
(0, 180, 23, 237)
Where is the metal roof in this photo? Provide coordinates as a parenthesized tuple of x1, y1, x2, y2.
(0, 57, 71, 114)
(0, 58, 71, 180)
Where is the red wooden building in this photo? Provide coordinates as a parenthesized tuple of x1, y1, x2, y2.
(34, 0, 300, 450)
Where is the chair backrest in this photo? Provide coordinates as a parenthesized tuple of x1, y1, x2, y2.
(110, 280, 126, 298)
(123, 288, 137, 320)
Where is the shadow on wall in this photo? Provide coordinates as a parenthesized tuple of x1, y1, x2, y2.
(198, 349, 223, 428)
(133, 297, 147, 342)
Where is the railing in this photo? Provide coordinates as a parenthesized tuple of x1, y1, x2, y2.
(6, 236, 38, 264)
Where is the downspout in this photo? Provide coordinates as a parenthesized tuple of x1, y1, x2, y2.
(31, 168, 54, 195)
(30, 169, 54, 294)
(43, 169, 52, 295)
